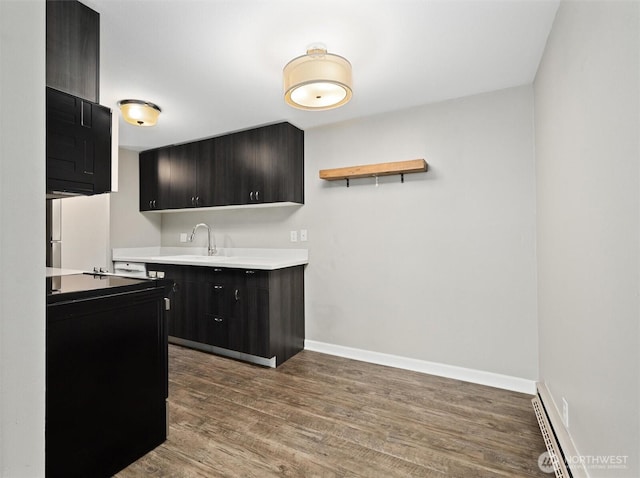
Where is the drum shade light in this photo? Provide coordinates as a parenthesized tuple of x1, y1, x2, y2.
(118, 99, 161, 126)
(283, 45, 352, 111)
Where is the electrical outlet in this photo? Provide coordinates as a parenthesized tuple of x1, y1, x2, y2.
(180, 233, 188, 243)
(562, 398, 569, 428)
(300, 229, 308, 242)
(290, 230, 298, 242)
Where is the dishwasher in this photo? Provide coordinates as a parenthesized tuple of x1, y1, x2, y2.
(112, 261, 149, 278)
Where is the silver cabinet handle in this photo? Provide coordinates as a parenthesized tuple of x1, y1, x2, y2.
(213, 285, 223, 290)
(245, 270, 255, 275)
(249, 191, 254, 201)
(191, 196, 195, 206)
(195, 196, 200, 206)
(234, 289, 239, 301)
(214, 317, 223, 322)
(149, 200, 153, 208)
(255, 191, 259, 201)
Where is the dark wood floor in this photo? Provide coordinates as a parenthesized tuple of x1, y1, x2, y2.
(116, 345, 547, 477)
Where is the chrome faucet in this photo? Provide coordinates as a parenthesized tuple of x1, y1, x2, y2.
(189, 223, 217, 256)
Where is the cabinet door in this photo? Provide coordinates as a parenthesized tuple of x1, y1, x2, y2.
(139, 151, 158, 211)
(168, 143, 198, 209)
(227, 122, 304, 205)
(222, 129, 259, 205)
(46, 87, 111, 196)
(257, 122, 304, 204)
(148, 264, 201, 341)
(181, 279, 204, 342)
(46, 0, 100, 102)
(198, 138, 227, 207)
(139, 149, 170, 211)
(239, 270, 269, 358)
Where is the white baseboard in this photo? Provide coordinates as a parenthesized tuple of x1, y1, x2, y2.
(304, 340, 536, 394)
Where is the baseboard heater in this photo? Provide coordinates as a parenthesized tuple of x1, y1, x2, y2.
(531, 394, 572, 478)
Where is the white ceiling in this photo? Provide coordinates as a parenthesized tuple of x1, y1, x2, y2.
(83, 0, 559, 151)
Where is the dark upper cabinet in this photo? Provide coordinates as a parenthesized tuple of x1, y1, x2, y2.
(212, 134, 238, 206)
(46, 87, 111, 196)
(201, 137, 230, 207)
(139, 148, 170, 211)
(226, 123, 304, 205)
(225, 129, 258, 205)
(46, 0, 100, 102)
(168, 140, 226, 209)
(46, 0, 111, 197)
(139, 122, 304, 210)
(167, 142, 198, 208)
(141, 140, 227, 211)
(256, 122, 304, 204)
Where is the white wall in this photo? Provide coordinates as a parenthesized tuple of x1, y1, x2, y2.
(160, 85, 539, 381)
(535, 1, 639, 476)
(0, 1, 46, 475)
(109, 148, 161, 250)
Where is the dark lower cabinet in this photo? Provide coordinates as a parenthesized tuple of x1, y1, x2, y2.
(153, 264, 207, 343)
(46, 87, 112, 197)
(148, 264, 305, 366)
(202, 270, 236, 349)
(241, 270, 270, 357)
(46, 286, 168, 478)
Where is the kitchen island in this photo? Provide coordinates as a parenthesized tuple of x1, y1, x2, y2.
(46, 271, 170, 478)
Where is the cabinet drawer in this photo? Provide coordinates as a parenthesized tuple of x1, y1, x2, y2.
(201, 313, 229, 349)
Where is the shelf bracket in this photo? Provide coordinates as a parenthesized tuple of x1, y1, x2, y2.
(345, 178, 350, 188)
(401, 173, 405, 183)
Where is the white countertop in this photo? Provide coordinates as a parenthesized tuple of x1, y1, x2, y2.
(112, 247, 308, 270)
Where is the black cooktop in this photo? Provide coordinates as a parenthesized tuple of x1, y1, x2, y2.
(47, 273, 163, 304)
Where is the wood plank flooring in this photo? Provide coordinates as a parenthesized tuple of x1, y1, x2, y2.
(116, 345, 548, 477)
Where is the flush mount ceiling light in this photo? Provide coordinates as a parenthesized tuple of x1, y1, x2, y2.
(283, 44, 352, 111)
(118, 99, 161, 126)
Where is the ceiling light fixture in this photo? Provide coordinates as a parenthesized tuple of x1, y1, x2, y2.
(118, 99, 162, 126)
(283, 44, 352, 111)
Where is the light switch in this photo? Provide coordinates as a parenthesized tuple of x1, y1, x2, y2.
(300, 229, 308, 242)
(180, 233, 188, 243)
(290, 230, 298, 242)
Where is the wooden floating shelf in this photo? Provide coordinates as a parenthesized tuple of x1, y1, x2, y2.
(319, 159, 428, 183)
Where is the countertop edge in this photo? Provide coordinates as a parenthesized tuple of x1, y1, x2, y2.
(112, 247, 309, 271)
